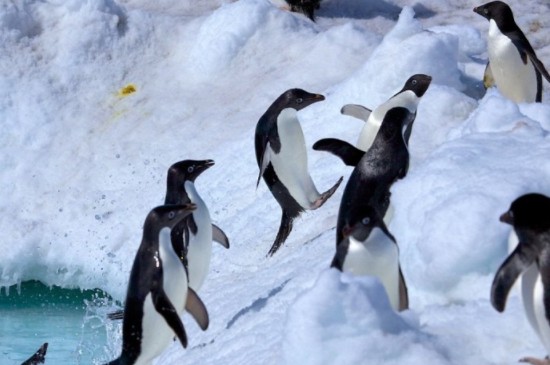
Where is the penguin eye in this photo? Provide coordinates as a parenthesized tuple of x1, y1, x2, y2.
(296, 98, 303, 104)
(411, 79, 417, 85)
(168, 211, 176, 220)
(484, 8, 488, 14)
(361, 217, 370, 225)
(187, 166, 194, 173)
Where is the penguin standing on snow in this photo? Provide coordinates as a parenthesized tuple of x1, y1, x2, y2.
(330, 107, 413, 311)
(284, 0, 321, 21)
(165, 159, 230, 290)
(474, 1, 550, 103)
(491, 193, 550, 365)
(255, 88, 343, 256)
(105, 204, 209, 365)
(313, 74, 431, 166)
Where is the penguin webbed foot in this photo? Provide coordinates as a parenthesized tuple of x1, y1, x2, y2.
(519, 356, 550, 365)
(311, 176, 343, 210)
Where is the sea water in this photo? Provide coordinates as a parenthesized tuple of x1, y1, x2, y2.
(0, 281, 119, 364)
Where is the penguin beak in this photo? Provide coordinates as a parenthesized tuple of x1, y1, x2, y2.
(499, 211, 514, 225)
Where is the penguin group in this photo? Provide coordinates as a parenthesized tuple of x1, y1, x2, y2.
(18, 1, 550, 364)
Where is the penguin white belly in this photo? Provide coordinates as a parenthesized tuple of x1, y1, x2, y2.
(342, 227, 400, 310)
(533, 275, 550, 354)
(488, 20, 538, 103)
(137, 228, 188, 365)
(184, 181, 213, 291)
(271, 108, 320, 209)
(356, 91, 419, 151)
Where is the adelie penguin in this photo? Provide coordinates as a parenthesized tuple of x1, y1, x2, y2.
(255, 88, 343, 256)
(108, 159, 229, 321)
(284, 0, 321, 21)
(331, 206, 408, 311)
(105, 204, 209, 365)
(21, 343, 48, 365)
(491, 193, 550, 365)
(331, 107, 413, 311)
(474, 1, 550, 103)
(313, 74, 431, 166)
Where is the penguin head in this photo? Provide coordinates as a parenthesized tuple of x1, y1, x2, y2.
(474, 1, 515, 27)
(378, 107, 411, 141)
(342, 207, 396, 243)
(277, 88, 325, 111)
(401, 74, 432, 97)
(147, 203, 196, 230)
(500, 193, 550, 233)
(168, 159, 215, 184)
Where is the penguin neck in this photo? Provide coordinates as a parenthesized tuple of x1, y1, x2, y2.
(165, 180, 191, 205)
(277, 108, 298, 126)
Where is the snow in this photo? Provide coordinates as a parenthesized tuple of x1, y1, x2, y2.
(1, 0, 550, 364)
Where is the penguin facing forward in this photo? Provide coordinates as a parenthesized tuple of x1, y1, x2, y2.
(105, 204, 209, 365)
(491, 193, 550, 365)
(255, 88, 343, 256)
(331, 206, 408, 311)
(474, 1, 550, 103)
(165, 159, 230, 291)
(313, 74, 431, 166)
(21, 343, 48, 365)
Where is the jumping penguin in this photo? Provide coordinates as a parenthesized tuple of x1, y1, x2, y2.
(255, 88, 343, 256)
(313, 74, 431, 166)
(21, 343, 48, 365)
(474, 1, 550, 103)
(491, 193, 550, 365)
(105, 204, 209, 365)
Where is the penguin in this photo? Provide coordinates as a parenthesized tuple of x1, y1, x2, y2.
(284, 0, 321, 21)
(313, 74, 431, 166)
(332, 106, 413, 311)
(491, 193, 550, 365)
(255, 88, 343, 256)
(165, 159, 230, 291)
(105, 204, 209, 365)
(107, 159, 229, 321)
(331, 206, 408, 311)
(474, 1, 550, 103)
(21, 343, 48, 365)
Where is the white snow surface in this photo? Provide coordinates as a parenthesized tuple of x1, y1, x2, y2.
(2, 0, 550, 364)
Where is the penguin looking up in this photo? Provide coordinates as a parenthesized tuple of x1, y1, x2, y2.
(255, 88, 343, 256)
(474, 1, 550, 103)
(313, 74, 431, 166)
(491, 193, 550, 365)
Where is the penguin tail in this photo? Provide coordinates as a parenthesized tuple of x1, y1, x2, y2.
(267, 211, 295, 256)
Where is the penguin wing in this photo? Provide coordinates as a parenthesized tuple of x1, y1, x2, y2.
(185, 287, 210, 331)
(255, 124, 281, 187)
(341, 104, 372, 122)
(312, 138, 365, 166)
(331, 238, 351, 270)
(538, 246, 550, 325)
(508, 32, 550, 82)
(491, 242, 537, 313)
(212, 224, 230, 248)
(152, 287, 188, 348)
(398, 267, 409, 311)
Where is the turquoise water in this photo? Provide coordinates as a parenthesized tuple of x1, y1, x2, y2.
(0, 281, 118, 364)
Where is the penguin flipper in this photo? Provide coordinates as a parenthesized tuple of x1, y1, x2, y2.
(491, 242, 537, 313)
(312, 138, 365, 166)
(107, 309, 124, 320)
(212, 224, 230, 249)
(267, 210, 294, 256)
(398, 267, 409, 311)
(509, 36, 550, 83)
(153, 288, 188, 348)
(256, 142, 271, 188)
(21, 342, 48, 365)
(312, 176, 344, 210)
(331, 238, 351, 270)
(186, 287, 209, 331)
(341, 104, 372, 122)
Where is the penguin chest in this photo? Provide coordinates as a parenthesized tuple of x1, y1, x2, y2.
(184, 181, 213, 291)
(529, 270, 550, 354)
(342, 228, 400, 310)
(487, 20, 538, 103)
(270, 108, 319, 208)
(138, 229, 188, 364)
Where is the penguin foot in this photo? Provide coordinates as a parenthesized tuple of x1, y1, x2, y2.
(519, 356, 550, 365)
(311, 176, 343, 210)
